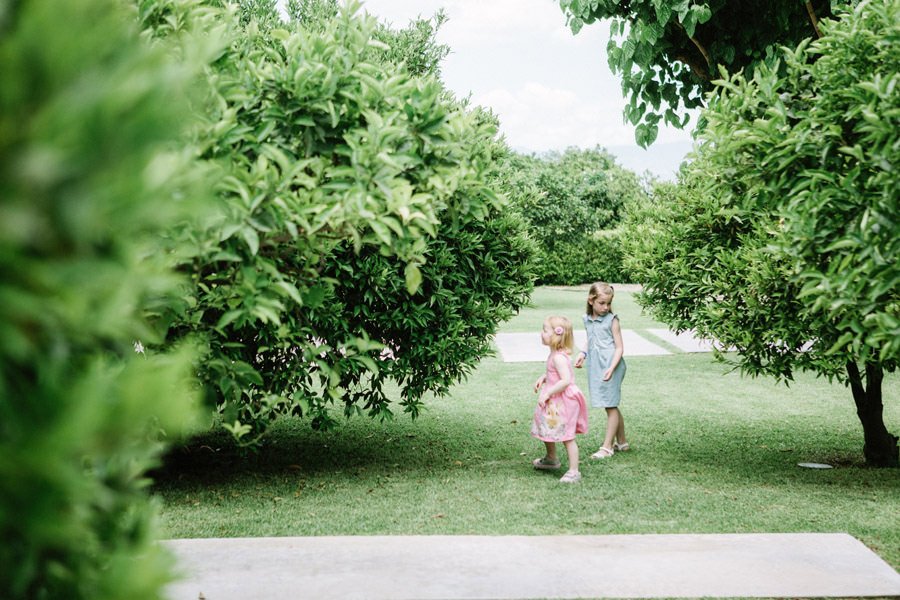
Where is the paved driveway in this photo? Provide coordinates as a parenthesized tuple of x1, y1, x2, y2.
(494, 329, 723, 362)
(163, 533, 900, 599)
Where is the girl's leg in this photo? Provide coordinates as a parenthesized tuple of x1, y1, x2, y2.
(533, 441, 560, 469)
(562, 439, 579, 474)
(544, 441, 557, 461)
(615, 410, 627, 447)
(602, 407, 620, 450)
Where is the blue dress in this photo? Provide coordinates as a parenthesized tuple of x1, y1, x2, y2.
(583, 312, 626, 408)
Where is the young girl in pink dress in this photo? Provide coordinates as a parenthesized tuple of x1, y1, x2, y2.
(531, 316, 589, 483)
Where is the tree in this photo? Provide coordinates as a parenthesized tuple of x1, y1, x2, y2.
(559, 0, 855, 146)
(622, 0, 898, 466)
(158, 1, 533, 442)
(0, 0, 215, 596)
(502, 147, 647, 284)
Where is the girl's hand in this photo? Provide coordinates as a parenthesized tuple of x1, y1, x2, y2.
(538, 390, 549, 407)
(533, 374, 546, 393)
(574, 352, 585, 368)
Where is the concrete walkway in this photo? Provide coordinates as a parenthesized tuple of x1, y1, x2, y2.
(163, 533, 900, 599)
(494, 329, 721, 363)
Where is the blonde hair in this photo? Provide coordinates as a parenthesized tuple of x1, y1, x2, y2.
(545, 315, 575, 353)
(586, 282, 615, 316)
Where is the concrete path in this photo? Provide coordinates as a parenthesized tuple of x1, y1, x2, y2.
(495, 330, 672, 363)
(162, 533, 900, 599)
(495, 328, 723, 363)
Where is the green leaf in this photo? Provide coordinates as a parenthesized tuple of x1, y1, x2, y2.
(694, 5, 713, 24)
(405, 263, 423, 294)
(240, 226, 260, 256)
(274, 280, 303, 304)
(303, 285, 328, 308)
(216, 309, 244, 330)
(222, 420, 252, 440)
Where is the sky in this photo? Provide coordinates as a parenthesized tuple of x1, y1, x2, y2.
(283, 0, 698, 180)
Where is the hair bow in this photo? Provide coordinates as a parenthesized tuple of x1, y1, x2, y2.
(554, 326, 563, 335)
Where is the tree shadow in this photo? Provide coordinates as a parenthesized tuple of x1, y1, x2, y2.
(150, 411, 519, 490)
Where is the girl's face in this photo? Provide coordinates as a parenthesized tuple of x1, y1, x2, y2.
(590, 294, 613, 316)
(540, 321, 554, 346)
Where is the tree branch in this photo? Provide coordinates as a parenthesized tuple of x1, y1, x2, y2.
(688, 34, 712, 71)
(805, 1, 822, 38)
(674, 52, 710, 82)
(674, 22, 712, 82)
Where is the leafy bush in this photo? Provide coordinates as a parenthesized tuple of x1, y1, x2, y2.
(159, 2, 533, 442)
(503, 147, 646, 285)
(0, 0, 214, 597)
(539, 230, 629, 286)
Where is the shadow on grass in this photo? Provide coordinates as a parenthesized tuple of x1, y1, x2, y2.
(152, 408, 520, 489)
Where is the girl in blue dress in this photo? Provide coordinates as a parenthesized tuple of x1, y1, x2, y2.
(574, 282, 628, 459)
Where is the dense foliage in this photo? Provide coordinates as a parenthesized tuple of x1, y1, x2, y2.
(0, 0, 214, 597)
(622, 0, 898, 466)
(285, 0, 451, 78)
(560, 0, 856, 146)
(156, 1, 532, 443)
(503, 147, 647, 285)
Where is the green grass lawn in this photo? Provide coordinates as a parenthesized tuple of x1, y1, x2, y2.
(501, 285, 663, 331)
(153, 288, 900, 570)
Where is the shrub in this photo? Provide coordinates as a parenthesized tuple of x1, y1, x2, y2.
(0, 0, 213, 597)
(503, 147, 647, 285)
(160, 3, 533, 442)
(533, 231, 628, 285)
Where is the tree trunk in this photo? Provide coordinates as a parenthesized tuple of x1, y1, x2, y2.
(846, 361, 898, 467)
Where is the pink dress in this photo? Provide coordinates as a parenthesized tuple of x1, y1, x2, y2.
(531, 351, 589, 442)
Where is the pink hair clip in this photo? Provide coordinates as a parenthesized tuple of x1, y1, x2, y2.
(554, 326, 563, 335)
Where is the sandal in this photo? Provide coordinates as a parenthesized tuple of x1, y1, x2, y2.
(559, 470, 582, 483)
(613, 442, 630, 452)
(590, 447, 614, 459)
(533, 456, 561, 470)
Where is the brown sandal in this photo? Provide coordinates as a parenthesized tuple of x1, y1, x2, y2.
(532, 456, 561, 470)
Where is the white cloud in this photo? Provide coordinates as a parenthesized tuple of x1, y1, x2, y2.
(366, 0, 564, 38)
(475, 82, 635, 151)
